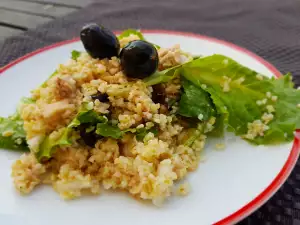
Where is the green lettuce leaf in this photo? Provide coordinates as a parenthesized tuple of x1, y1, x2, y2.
(71, 50, 81, 60)
(36, 108, 105, 160)
(256, 74, 300, 144)
(36, 127, 71, 161)
(96, 123, 123, 139)
(208, 114, 225, 137)
(135, 127, 159, 141)
(184, 123, 204, 147)
(118, 29, 146, 41)
(36, 107, 111, 160)
(0, 113, 28, 151)
(143, 57, 199, 86)
(0, 96, 36, 152)
(118, 29, 160, 49)
(178, 78, 216, 121)
(96, 121, 159, 141)
(20, 97, 35, 105)
(181, 54, 300, 144)
(75, 110, 107, 125)
(143, 64, 181, 86)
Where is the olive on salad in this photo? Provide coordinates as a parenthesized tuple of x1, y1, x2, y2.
(78, 124, 101, 147)
(91, 92, 109, 102)
(80, 23, 120, 59)
(120, 40, 158, 79)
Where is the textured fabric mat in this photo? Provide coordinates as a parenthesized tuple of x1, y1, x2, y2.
(1, 0, 300, 224)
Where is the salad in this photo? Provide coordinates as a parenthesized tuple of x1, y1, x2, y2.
(1, 24, 300, 206)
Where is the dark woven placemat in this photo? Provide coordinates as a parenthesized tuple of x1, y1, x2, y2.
(1, 0, 300, 224)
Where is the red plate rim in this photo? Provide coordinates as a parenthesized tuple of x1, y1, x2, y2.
(0, 29, 299, 225)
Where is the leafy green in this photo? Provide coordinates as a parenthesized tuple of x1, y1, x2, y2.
(178, 78, 216, 121)
(184, 124, 204, 147)
(0, 113, 28, 151)
(143, 57, 199, 86)
(37, 102, 164, 160)
(76, 110, 107, 125)
(71, 50, 81, 60)
(143, 65, 181, 86)
(180, 54, 300, 144)
(36, 127, 71, 161)
(118, 29, 146, 41)
(135, 127, 159, 141)
(35, 106, 123, 160)
(208, 114, 225, 137)
(36, 108, 107, 160)
(96, 123, 123, 139)
(118, 29, 160, 49)
(0, 96, 36, 152)
(95, 123, 159, 141)
(254, 74, 300, 144)
(20, 97, 35, 105)
(67, 103, 108, 128)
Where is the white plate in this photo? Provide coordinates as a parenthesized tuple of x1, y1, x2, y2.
(0, 30, 299, 225)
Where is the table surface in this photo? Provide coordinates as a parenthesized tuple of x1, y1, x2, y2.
(0, 0, 93, 42)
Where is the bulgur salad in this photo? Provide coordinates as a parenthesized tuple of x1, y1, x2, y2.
(2, 24, 300, 206)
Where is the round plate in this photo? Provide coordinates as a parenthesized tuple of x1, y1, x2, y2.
(0, 30, 299, 225)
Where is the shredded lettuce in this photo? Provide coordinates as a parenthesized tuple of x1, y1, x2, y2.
(135, 127, 159, 141)
(36, 127, 71, 161)
(118, 29, 160, 49)
(118, 29, 146, 41)
(35, 105, 161, 160)
(0, 113, 28, 151)
(73, 110, 107, 125)
(0, 96, 37, 151)
(143, 58, 196, 86)
(71, 50, 81, 60)
(178, 78, 216, 121)
(180, 55, 300, 144)
(36, 108, 114, 161)
(36, 108, 106, 160)
(143, 65, 181, 86)
(144, 54, 300, 144)
(96, 123, 123, 139)
(208, 114, 225, 137)
(184, 126, 203, 147)
(36, 107, 159, 160)
(20, 97, 35, 105)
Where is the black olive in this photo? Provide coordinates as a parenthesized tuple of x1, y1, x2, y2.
(80, 23, 120, 59)
(91, 92, 109, 102)
(152, 84, 166, 104)
(78, 124, 101, 147)
(179, 116, 198, 128)
(120, 40, 158, 79)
